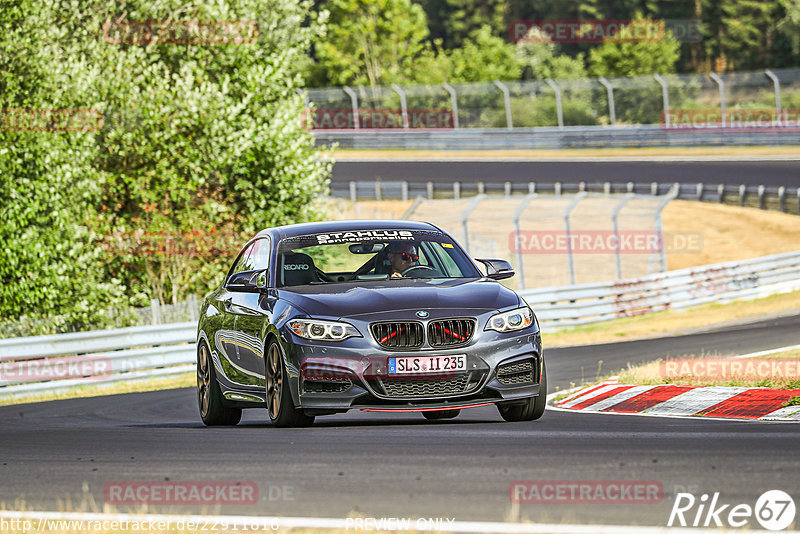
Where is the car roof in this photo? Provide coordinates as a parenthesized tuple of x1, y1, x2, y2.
(255, 220, 442, 241)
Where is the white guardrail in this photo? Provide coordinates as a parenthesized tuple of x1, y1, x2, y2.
(0, 250, 798, 401)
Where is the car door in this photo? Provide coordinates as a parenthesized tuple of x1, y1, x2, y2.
(213, 241, 259, 387)
(227, 237, 272, 388)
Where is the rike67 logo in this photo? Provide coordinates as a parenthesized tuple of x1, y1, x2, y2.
(669, 490, 796, 531)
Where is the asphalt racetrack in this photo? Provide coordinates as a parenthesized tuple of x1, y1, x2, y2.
(332, 159, 800, 187)
(1, 313, 799, 526)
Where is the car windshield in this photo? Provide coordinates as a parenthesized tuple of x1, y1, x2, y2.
(276, 229, 479, 287)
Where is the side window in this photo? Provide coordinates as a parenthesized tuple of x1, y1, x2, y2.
(251, 238, 270, 270)
(228, 242, 255, 279)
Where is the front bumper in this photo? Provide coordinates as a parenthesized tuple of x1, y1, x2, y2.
(284, 327, 543, 411)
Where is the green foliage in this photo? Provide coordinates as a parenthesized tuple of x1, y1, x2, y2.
(0, 0, 330, 329)
(588, 20, 681, 77)
(448, 26, 521, 82)
(701, 0, 778, 71)
(312, 0, 431, 86)
(777, 0, 800, 53)
(416, 0, 506, 49)
(515, 41, 587, 80)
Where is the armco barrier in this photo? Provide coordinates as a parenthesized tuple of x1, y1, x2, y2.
(313, 126, 800, 150)
(522, 250, 800, 328)
(0, 323, 196, 401)
(332, 180, 800, 215)
(1, 250, 798, 400)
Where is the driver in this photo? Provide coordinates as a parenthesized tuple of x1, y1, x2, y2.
(385, 242, 419, 278)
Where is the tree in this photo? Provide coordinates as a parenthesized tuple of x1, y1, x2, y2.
(700, 0, 778, 71)
(312, 0, 430, 86)
(515, 40, 587, 80)
(0, 0, 330, 330)
(588, 19, 681, 76)
(416, 0, 507, 49)
(448, 25, 521, 82)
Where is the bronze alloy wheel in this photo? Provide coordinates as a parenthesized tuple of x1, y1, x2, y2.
(196, 341, 241, 426)
(264, 340, 315, 428)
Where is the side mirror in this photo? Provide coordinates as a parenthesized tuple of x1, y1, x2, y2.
(227, 269, 269, 292)
(475, 258, 515, 280)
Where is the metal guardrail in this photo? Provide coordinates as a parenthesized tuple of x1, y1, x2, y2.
(314, 126, 800, 150)
(1, 250, 798, 399)
(332, 180, 800, 215)
(0, 323, 196, 401)
(522, 250, 800, 328)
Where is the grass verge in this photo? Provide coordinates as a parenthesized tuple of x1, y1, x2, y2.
(0, 373, 194, 407)
(617, 348, 800, 389)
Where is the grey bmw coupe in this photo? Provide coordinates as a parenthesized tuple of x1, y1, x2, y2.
(197, 220, 545, 427)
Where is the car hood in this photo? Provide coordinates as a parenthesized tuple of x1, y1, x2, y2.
(277, 278, 520, 319)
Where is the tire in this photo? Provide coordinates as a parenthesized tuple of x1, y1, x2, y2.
(197, 341, 242, 426)
(422, 409, 460, 420)
(497, 360, 547, 422)
(265, 340, 315, 428)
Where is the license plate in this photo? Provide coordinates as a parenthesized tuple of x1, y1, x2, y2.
(388, 355, 467, 374)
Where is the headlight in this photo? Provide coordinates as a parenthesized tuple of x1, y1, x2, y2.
(288, 319, 361, 341)
(485, 306, 534, 333)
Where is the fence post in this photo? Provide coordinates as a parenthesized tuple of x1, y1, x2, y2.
(652, 185, 680, 274)
(453, 181, 461, 200)
(797, 188, 800, 215)
(765, 70, 782, 124)
(612, 193, 634, 280)
(717, 183, 725, 203)
(603, 182, 611, 196)
(739, 184, 747, 206)
(528, 182, 536, 194)
(696, 182, 704, 201)
(708, 72, 726, 128)
(375, 180, 382, 201)
(545, 79, 564, 129)
(150, 299, 161, 325)
(653, 74, 670, 127)
(342, 86, 360, 129)
(493, 80, 513, 130)
(189, 295, 198, 323)
(401, 181, 408, 202)
(442, 82, 460, 129)
(427, 181, 434, 199)
(401, 196, 425, 219)
(578, 181, 586, 192)
(461, 194, 486, 255)
(627, 182, 634, 193)
(651, 182, 658, 196)
(390, 84, 409, 129)
(597, 76, 616, 125)
(555, 182, 562, 196)
(513, 193, 538, 290)
(778, 186, 786, 211)
(758, 185, 766, 209)
(349, 181, 357, 202)
(563, 192, 587, 285)
(478, 181, 485, 195)
(504, 181, 512, 198)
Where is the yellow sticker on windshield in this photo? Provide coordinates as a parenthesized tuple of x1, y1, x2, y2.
(441, 243, 454, 248)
